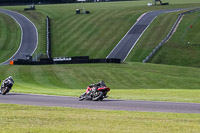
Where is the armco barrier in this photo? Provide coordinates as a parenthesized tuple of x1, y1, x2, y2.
(46, 16, 51, 58)
(143, 8, 200, 63)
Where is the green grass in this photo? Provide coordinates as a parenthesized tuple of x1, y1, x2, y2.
(0, 13, 21, 63)
(0, 1, 199, 103)
(0, 1, 200, 103)
(36, 2, 144, 58)
(0, 62, 200, 103)
(0, 8, 48, 58)
(126, 9, 200, 67)
(15, 10, 47, 58)
(0, 2, 200, 132)
(1, 0, 200, 61)
(0, 104, 200, 133)
(110, 89, 200, 103)
(126, 11, 180, 62)
(150, 11, 200, 67)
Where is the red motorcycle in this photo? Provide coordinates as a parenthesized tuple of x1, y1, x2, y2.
(79, 81, 110, 101)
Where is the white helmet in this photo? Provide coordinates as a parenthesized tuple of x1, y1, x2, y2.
(8, 76, 13, 80)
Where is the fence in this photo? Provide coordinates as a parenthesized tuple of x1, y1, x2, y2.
(142, 8, 200, 63)
(46, 16, 51, 58)
(13, 56, 121, 65)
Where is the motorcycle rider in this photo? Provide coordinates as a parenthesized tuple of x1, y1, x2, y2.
(93, 81, 106, 93)
(0, 76, 14, 94)
(79, 80, 109, 101)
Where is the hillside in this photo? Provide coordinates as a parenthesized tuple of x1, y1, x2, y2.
(150, 11, 200, 67)
(0, 2, 200, 132)
(0, 62, 199, 90)
(0, 62, 200, 102)
(0, 1, 200, 67)
(126, 9, 200, 67)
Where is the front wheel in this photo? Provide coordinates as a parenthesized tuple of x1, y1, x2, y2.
(1, 87, 8, 95)
(92, 91, 104, 101)
(79, 93, 86, 101)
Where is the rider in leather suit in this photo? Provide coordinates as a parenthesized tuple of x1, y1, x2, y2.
(93, 81, 106, 93)
(0, 76, 14, 94)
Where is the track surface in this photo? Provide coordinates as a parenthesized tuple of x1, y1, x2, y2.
(107, 8, 184, 62)
(0, 9, 38, 65)
(0, 93, 200, 113)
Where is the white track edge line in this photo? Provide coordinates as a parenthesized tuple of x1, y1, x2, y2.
(0, 10, 23, 65)
(123, 16, 157, 62)
(0, 9, 38, 65)
(106, 12, 149, 59)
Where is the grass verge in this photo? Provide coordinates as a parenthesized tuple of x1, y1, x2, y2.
(150, 11, 200, 67)
(0, 104, 200, 133)
(0, 13, 21, 63)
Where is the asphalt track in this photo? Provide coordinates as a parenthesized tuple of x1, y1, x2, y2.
(0, 9, 38, 65)
(0, 93, 200, 113)
(107, 8, 185, 62)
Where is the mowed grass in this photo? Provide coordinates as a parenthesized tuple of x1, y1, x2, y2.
(0, 2, 200, 132)
(0, 104, 200, 133)
(0, 13, 21, 63)
(36, 2, 145, 58)
(126, 11, 181, 62)
(0, 1, 199, 103)
(126, 9, 200, 68)
(0, 62, 200, 103)
(29, 1, 200, 59)
(0, 8, 48, 58)
(150, 11, 200, 67)
(1, 0, 200, 60)
(14, 10, 47, 57)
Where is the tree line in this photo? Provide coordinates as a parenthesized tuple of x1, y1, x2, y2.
(0, 0, 134, 4)
(0, 0, 76, 4)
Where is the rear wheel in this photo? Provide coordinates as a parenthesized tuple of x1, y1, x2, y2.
(92, 91, 104, 101)
(99, 98, 103, 101)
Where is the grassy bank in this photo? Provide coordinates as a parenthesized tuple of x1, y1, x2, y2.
(0, 104, 200, 133)
(0, 13, 21, 63)
(1, 63, 199, 89)
(150, 11, 200, 67)
(126, 9, 200, 67)
(126, 11, 180, 62)
(1, 1, 200, 61)
(0, 63, 200, 103)
(0, 1, 200, 103)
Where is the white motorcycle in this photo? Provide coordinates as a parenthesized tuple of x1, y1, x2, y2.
(0, 78, 14, 95)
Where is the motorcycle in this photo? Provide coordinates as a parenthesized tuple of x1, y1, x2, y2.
(1, 79, 14, 95)
(79, 83, 110, 101)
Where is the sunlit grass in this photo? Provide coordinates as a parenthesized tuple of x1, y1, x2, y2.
(1, 0, 200, 61)
(0, 62, 199, 103)
(150, 11, 200, 67)
(0, 104, 200, 133)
